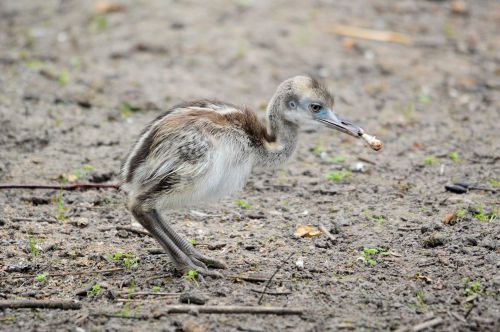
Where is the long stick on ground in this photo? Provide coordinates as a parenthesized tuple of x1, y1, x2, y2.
(3, 268, 124, 280)
(0, 183, 120, 190)
(0, 300, 81, 310)
(93, 305, 303, 318)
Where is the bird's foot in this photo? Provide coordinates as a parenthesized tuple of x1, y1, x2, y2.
(178, 256, 224, 279)
(190, 251, 227, 269)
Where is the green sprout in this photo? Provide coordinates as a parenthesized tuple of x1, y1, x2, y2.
(117, 279, 140, 317)
(424, 156, 436, 165)
(58, 69, 69, 85)
(473, 205, 497, 222)
(463, 277, 482, 296)
(235, 199, 252, 209)
(82, 164, 94, 172)
(28, 236, 40, 257)
(358, 247, 387, 267)
(151, 286, 161, 292)
(35, 273, 47, 282)
(416, 290, 426, 311)
(91, 15, 107, 32)
(456, 209, 466, 219)
(325, 169, 351, 182)
(108, 252, 140, 269)
(449, 151, 459, 162)
(188, 239, 197, 246)
(183, 269, 199, 287)
(363, 210, 386, 224)
(120, 102, 133, 118)
(417, 95, 431, 104)
(87, 284, 101, 297)
(488, 179, 500, 188)
(55, 189, 65, 221)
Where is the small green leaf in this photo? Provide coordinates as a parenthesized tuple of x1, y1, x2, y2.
(449, 151, 459, 162)
(417, 95, 431, 104)
(424, 156, 436, 165)
(58, 69, 69, 85)
(35, 273, 47, 282)
(235, 199, 251, 209)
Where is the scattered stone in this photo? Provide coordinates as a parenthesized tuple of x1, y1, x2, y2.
(179, 291, 207, 305)
(89, 171, 114, 183)
(69, 217, 89, 228)
(6, 264, 36, 273)
(21, 195, 51, 205)
(182, 320, 205, 332)
(116, 229, 129, 238)
(315, 240, 331, 249)
(207, 243, 226, 250)
(350, 162, 366, 173)
(243, 243, 257, 251)
(295, 258, 304, 270)
(247, 212, 266, 219)
(423, 234, 446, 248)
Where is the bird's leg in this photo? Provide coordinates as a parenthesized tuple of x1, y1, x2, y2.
(151, 209, 227, 269)
(131, 207, 223, 278)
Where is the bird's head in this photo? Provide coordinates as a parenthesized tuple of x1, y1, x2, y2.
(272, 75, 363, 137)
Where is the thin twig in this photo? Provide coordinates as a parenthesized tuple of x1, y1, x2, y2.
(464, 301, 476, 319)
(228, 275, 269, 283)
(0, 299, 81, 310)
(250, 288, 291, 296)
(92, 305, 303, 318)
(258, 252, 294, 305)
(319, 224, 337, 242)
(3, 268, 124, 280)
(116, 292, 181, 297)
(330, 24, 411, 44)
(0, 183, 120, 190)
(357, 156, 377, 165)
(396, 317, 444, 332)
(411, 317, 443, 331)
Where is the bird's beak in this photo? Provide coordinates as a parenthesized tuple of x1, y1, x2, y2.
(316, 109, 363, 137)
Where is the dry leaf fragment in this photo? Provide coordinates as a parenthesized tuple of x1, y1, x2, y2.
(451, 1, 468, 15)
(330, 24, 411, 45)
(294, 224, 322, 238)
(442, 212, 458, 225)
(94, 1, 126, 14)
(414, 273, 433, 284)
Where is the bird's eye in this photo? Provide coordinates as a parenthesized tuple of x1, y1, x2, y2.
(309, 104, 322, 113)
(289, 101, 296, 109)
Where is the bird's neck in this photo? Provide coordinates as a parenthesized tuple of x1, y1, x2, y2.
(257, 94, 299, 168)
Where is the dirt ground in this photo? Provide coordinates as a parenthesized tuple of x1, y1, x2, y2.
(1, 0, 499, 331)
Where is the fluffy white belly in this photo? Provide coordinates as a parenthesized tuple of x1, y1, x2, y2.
(196, 149, 253, 202)
(156, 145, 254, 210)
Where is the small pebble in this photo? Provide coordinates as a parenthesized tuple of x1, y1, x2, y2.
(295, 258, 304, 270)
(180, 291, 207, 305)
(350, 162, 366, 173)
(116, 229, 129, 238)
(423, 234, 446, 248)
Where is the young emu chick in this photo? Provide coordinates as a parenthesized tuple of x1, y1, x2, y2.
(121, 76, 370, 277)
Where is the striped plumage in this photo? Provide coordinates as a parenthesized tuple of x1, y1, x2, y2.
(121, 76, 364, 277)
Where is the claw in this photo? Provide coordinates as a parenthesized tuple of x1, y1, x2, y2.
(193, 253, 227, 269)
